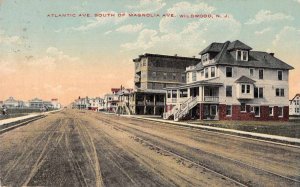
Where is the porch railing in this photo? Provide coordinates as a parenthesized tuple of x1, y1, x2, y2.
(204, 96, 219, 102)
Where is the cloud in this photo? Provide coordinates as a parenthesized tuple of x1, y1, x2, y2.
(116, 23, 145, 33)
(0, 30, 23, 45)
(121, 2, 241, 55)
(25, 47, 79, 70)
(254, 27, 271, 35)
(104, 30, 112, 35)
(245, 10, 293, 25)
(121, 29, 159, 50)
(127, 0, 166, 13)
(272, 26, 300, 50)
(159, 1, 215, 33)
(71, 11, 127, 31)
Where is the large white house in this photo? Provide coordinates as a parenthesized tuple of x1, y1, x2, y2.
(289, 94, 300, 116)
(164, 40, 294, 121)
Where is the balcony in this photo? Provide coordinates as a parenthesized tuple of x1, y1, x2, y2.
(204, 96, 219, 102)
(156, 101, 165, 106)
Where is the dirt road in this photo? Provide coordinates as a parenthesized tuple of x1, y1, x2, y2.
(0, 109, 299, 186)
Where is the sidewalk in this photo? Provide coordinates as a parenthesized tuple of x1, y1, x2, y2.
(0, 110, 61, 126)
(127, 115, 300, 145)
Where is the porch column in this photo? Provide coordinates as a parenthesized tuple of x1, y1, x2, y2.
(199, 86, 203, 102)
(163, 94, 166, 113)
(154, 95, 156, 115)
(177, 89, 180, 101)
(143, 94, 146, 115)
(187, 88, 190, 98)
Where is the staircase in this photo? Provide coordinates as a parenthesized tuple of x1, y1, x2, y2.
(116, 103, 132, 115)
(174, 96, 198, 121)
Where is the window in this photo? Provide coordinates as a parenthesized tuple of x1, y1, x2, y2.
(152, 72, 156, 79)
(236, 50, 248, 61)
(254, 87, 263, 98)
(201, 71, 204, 77)
(240, 103, 246, 112)
(226, 86, 232, 97)
(278, 107, 283, 117)
(296, 108, 299, 113)
(226, 67, 233, 77)
(241, 84, 251, 94)
(250, 69, 254, 77)
(211, 67, 216, 77)
(172, 90, 177, 98)
(192, 72, 196, 81)
(259, 69, 264, 79)
(205, 68, 209, 78)
(181, 74, 186, 82)
(163, 73, 167, 80)
(202, 53, 209, 63)
(187, 73, 189, 82)
(259, 87, 263, 98)
(269, 107, 274, 116)
(278, 70, 283, 80)
(276, 88, 285, 97)
(254, 106, 260, 117)
(172, 73, 176, 80)
(226, 105, 232, 116)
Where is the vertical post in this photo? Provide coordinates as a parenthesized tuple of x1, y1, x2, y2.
(144, 94, 146, 115)
(154, 94, 156, 115)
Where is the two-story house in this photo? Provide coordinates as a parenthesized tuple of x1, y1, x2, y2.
(289, 94, 300, 117)
(164, 40, 294, 121)
(129, 53, 199, 115)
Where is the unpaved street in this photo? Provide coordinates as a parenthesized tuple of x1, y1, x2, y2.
(0, 109, 299, 186)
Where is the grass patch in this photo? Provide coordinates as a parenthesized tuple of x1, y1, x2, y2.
(189, 120, 300, 138)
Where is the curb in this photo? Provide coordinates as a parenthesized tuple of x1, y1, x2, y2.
(126, 115, 300, 146)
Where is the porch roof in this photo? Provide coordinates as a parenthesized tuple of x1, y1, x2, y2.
(164, 80, 223, 90)
(235, 76, 256, 84)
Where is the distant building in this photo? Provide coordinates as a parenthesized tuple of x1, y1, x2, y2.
(129, 53, 199, 115)
(29, 98, 52, 109)
(51, 98, 61, 109)
(89, 97, 104, 111)
(289, 94, 300, 116)
(104, 89, 120, 112)
(3, 97, 25, 108)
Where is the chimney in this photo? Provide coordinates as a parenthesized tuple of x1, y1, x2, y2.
(269, 53, 274, 56)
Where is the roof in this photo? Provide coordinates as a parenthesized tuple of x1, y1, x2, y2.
(227, 40, 252, 51)
(195, 40, 294, 70)
(290, 93, 300, 101)
(235, 76, 256, 84)
(199, 42, 224, 55)
(165, 78, 223, 90)
(133, 53, 200, 62)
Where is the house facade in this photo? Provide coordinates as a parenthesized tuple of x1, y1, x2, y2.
(129, 53, 199, 115)
(289, 94, 300, 116)
(164, 40, 293, 121)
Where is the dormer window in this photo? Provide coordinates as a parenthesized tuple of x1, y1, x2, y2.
(202, 53, 209, 63)
(236, 50, 248, 61)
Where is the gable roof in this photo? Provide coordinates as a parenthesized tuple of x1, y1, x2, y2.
(227, 40, 252, 51)
(196, 40, 294, 70)
(235, 76, 256, 84)
(290, 93, 300, 101)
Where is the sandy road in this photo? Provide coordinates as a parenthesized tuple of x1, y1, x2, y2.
(0, 109, 299, 186)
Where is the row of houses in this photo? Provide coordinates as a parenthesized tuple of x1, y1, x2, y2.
(71, 87, 133, 112)
(75, 40, 299, 121)
(0, 97, 61, 109)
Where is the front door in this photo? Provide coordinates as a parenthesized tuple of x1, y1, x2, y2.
(210, 105, 217, 116)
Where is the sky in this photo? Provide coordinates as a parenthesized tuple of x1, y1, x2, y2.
(0, 0, 299, 105)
